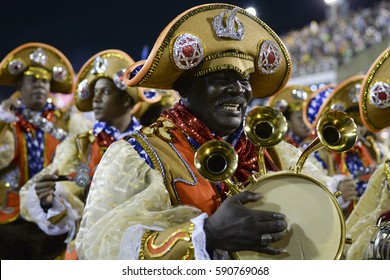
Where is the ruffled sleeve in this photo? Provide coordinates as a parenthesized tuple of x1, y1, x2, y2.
(75, 140, 203, 259)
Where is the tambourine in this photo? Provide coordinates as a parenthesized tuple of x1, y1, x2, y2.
(231, 171, 345, 260)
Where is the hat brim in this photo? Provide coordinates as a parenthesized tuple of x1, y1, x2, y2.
(0, 42, 74, 94)
(123, 3, 291, 98)
(360, 48, 390, 132)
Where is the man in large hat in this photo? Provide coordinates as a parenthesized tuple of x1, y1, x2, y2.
(0, 42, 77, 259)
(18, 49, 156, 259)
(76, 3, 292, 260)
(345, 47, 390, 260)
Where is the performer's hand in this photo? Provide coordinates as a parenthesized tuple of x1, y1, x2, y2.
(34, 171, 59, 208)
(203, 191, 287, 254)
(1, 98, 19, 114)
(338, 177, 358, 202)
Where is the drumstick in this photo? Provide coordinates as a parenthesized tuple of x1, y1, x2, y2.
(54, 173, 91, 188)
(54, 175, 73, 181)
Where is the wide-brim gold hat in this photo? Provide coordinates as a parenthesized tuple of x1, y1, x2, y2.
(303, 75, 365, 129)
(323, 75, 365, 126)
(123, 3, 292, 99)
(74, 49, 161, 113)
(267, 85, 312, 114)
(360, 47, 390, 132)
(0, 42, 74, 94)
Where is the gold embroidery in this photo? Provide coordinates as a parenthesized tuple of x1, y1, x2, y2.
(385, 160, 390, 188)
(141, 118, 176, 142)
(139, 230, 152, 260)
(140, 223, 195, 260)
(131, 133, 163, 175)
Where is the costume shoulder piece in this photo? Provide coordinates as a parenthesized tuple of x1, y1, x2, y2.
(74, 130, 96, 164)
(131, 118, 198, 205)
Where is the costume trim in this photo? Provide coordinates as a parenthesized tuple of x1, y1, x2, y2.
(139, 223, 195, 260)
(169, 142, 198, 204)
(131, 131, 165, 180)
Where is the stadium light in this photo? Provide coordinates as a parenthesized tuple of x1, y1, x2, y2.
(323, 0, 341, 23)
(324, 0, 338, 5)
(245, 7, 257, 16)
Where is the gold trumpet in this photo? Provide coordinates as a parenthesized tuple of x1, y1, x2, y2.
(295, 110, 358, 173)
(194, 139, 240, 193)
(244, 106, 288, 176)
(194, 106, 288, 194)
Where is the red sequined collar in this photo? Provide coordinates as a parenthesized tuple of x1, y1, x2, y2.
(15, 110, 55, 133)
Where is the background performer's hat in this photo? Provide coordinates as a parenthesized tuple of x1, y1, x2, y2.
(303, 84, 336, 129)
(359, 47, 390, 132)
(267, 85, 312, 114)
(0, 42, 74, 94)
(123, 3, 292, 99)
(323, 75, 365, 126)
(303, 75, 364, 129)
(74, 49, 160, 113)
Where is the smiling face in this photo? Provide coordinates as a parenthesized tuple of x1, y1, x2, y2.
(92, 78, 133, 123)
(179, 70, 252, 137)
(18, 74, 50, 111)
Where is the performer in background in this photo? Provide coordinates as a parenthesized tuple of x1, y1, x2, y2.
(302, 76, 387, 218)
(345, 47, 390, 260)
(19, 49, 157, 259)
(0, 42, 78, 259)
(268, 84, 357, 216)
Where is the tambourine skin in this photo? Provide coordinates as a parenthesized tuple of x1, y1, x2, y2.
(231, 170, 346, 260)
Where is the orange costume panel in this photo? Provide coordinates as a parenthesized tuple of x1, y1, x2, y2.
(0, 112, 61, 224)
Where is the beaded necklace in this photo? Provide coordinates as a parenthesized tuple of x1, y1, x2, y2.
(16, 102, 59, 178)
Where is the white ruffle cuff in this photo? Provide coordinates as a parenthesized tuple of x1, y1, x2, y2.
(25, 182, 80, 237)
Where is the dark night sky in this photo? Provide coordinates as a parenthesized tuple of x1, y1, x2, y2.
(0, 0, 382, 73)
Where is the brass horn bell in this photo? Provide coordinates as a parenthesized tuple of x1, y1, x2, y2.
(295, 110, 358, 173)
(244, 106, 288, 147)
(194, 139, 238, 183)
(244, 106, 288, 175)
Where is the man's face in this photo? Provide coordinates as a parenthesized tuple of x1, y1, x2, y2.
(92, 78, 132, 123)
(182, 70, 252, 137)
(288, 111, 311, 139)
(19, 75, 50, 111)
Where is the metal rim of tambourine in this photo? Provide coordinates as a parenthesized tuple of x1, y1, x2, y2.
(230, 170, 346, 260)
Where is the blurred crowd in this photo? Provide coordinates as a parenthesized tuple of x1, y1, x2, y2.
(282, 0, 390, 76)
